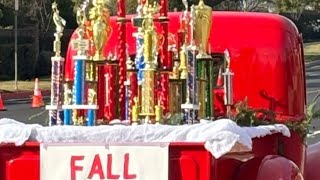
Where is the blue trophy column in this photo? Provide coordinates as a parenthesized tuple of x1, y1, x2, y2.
(87, 109, 95, 126)
(134, 32, 144, 85)
(72, 55, 86, 124)
(64, 108, 71, 125)
(74, 57, 85, 105)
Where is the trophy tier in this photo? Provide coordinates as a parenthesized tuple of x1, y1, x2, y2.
(196, 56, 213, 61)
(196, 53, 213, 60)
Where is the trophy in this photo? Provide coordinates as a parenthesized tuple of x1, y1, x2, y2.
(47, 2, 66, 126)
(131, 97, 140, 125)
(155, 99, 163, 124)
(52, 2, 66, 57)
(90, 0, 111, 61)
(222, 49, 234, 119)
(194, 0, 212, 59)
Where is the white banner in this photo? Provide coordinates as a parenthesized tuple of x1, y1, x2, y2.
(40, 143, 169, 180)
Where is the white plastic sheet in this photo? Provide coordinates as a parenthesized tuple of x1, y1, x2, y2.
(0, 118, 290, 159)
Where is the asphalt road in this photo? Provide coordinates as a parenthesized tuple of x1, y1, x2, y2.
(305, 60, 320, 145)
(1, 60, 320, 145)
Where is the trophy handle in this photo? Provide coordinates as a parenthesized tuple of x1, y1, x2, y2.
(168, 33, 177, 46)
(157, 34, 165, 51)
(105, 26, 113, 43)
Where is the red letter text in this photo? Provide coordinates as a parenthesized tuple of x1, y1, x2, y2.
(70, 155, 84, 180)
(123, 153, 137, 179)
(107, 154, 120, 179)
(88, 154, 105, 179)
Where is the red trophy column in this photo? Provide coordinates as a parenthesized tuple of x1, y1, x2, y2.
(104, 59, 119, 122)
(117, 0, 126, 120)
(159, 0, 169, 114)
(96, 65, 105, 121)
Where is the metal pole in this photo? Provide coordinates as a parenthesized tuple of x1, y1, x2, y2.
(14, 0, 18, 90)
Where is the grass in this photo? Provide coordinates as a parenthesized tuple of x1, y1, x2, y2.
(0, 78, 51, 93)
(0, 41, 319, 93)
(304, 41, 320, 62)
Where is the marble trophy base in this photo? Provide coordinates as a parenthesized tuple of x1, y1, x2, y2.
(181, 103, 200, 110)
(138, 113, 155, 124)
(181, 103, 200, 124)
(62, 104, 99, 110)
(46, 105, 63, 110)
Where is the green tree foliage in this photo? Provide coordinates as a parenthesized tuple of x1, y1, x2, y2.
(213, 0, 271, 12)
(275, 0, 308, 20)
(0, 0, 38, 28)
(0, 0, 77, 30)
(274, 0, 320, 21)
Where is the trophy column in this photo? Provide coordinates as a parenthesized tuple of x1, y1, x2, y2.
(158, 0, 170, 115)
(194, 0, 214, 120)
(125, 52, 138, 122)
(85, 59, 98, 126)
(181, 5, 200, 123)
(140, 23, 156, 123)
(132, 28, 144, 124)
(46, 2, 66, 126)
(104, 57, 119, 122)
(63, 82, 73, 125)
(139, 2, 160, 124)
(48, 56, 65, 126)
(117, 0, 127, 120)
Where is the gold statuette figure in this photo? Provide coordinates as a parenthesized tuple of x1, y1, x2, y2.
(52, 2, 66, 57)
(179, 44, 188, 79)
(170, 61, 180, 79)
(72, 5, 90, 56)
(132, 97, 140, 124)
(194, 0, 212, 59)
(142, 1, 160, 69)
(90, 0, 111, 61)
(155, 99, 163, 124)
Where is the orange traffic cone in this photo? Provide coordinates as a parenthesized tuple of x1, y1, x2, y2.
(0, 93, 6, 111)
(216, 65, 224, 87)
(31, 78, 44, 108)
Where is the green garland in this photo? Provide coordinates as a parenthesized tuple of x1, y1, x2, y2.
(233, 94, 320, 139)
(97, 92, 320, 140)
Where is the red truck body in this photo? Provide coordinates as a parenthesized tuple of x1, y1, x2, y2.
(65, 11, 306, 119)
(0, 11, 315, 180)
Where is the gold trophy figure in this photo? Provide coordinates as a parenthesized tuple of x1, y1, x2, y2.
(171, 61, 180, 79)
(178, 0, 189, 80)
(89, 0, 111, 61)
(222, 49, 234, 119)
(132, 97, 140, 125)
(73, 5, 90, 56)
(52, 2, 66, 57)
(179, 44, 188, 79)
(155, 99, 163, 124)
(88, 84, 97, 105)
(194, 0, 212, 59)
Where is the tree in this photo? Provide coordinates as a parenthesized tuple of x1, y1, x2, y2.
(274, 0, 320, 21)
(0, 0, 38, 28)
(212, 0, 269, 11)
(240, 0, 271, 12)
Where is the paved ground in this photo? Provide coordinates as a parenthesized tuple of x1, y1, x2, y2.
(1, 98, 50, 126)
(305, 60, 320, 145)
(1, 59, 320, 145)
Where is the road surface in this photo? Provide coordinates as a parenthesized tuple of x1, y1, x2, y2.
(1, 60, 320, 145)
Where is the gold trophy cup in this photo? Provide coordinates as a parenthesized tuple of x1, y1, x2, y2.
(90, 0, 111, 61)
(194, 0, 212, 59)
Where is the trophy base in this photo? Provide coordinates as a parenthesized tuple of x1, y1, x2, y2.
(139, 114, 155, 124)
(196, 53, 212, 60)
(181, 103, 200, 110)
(92, 53, 106, 61)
